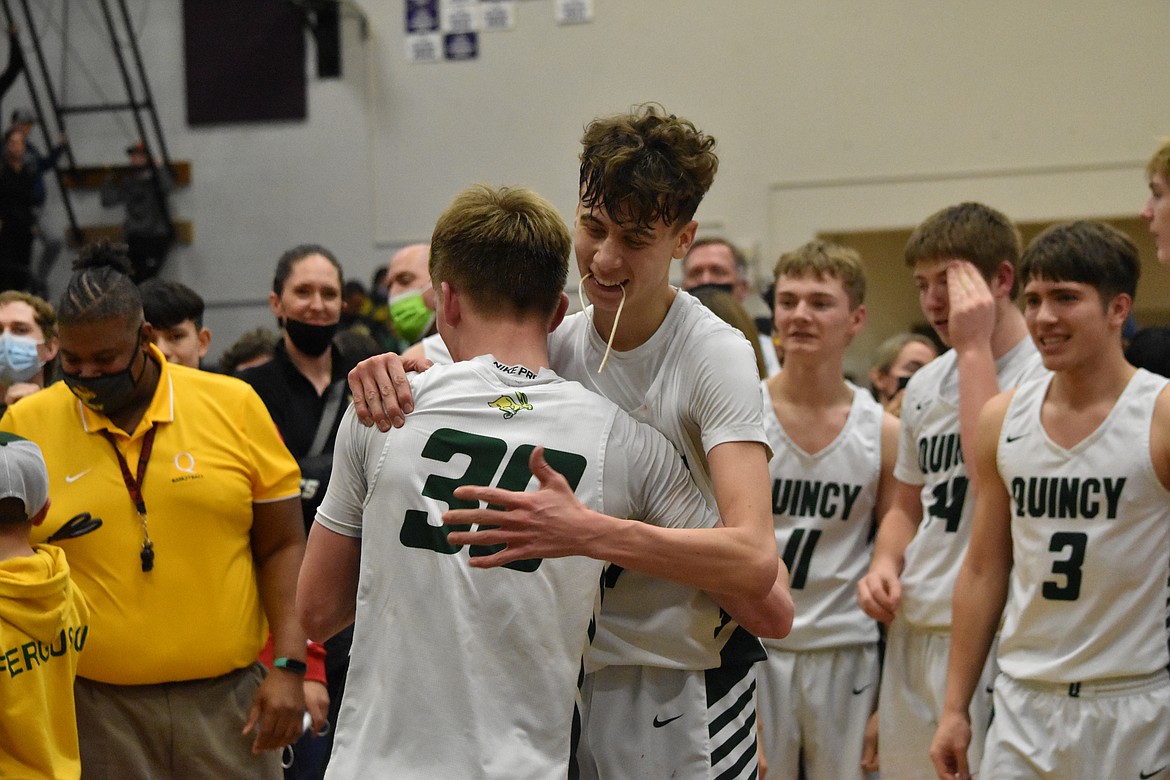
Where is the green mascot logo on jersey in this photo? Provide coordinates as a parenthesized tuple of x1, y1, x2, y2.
(488, 392, 533, 419)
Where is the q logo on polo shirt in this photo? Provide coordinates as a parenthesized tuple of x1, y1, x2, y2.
(172, 452, 202, 483)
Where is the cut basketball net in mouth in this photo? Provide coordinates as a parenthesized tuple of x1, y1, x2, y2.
(578, 273, 626, 374)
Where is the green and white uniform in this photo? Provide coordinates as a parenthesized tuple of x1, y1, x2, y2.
(550, 291, 769, 780)
(881, 338, 1045, 780)
(757, 383, 881, 780)
(317, 356, 718, 779)
(980, 369, 1170, 778)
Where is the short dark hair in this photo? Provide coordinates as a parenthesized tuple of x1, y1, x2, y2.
(430, 184, 571, 320)
(272, 244, 343, 296)
(579, 104, 718, 230)
(58, 240, 143, 327)
(220, 327, 277, 374)
(138, 279, 205, 330)
(1019, 221, 1140, 304)
(905, 202, 1022, 297)
(687, 237, 747, 278)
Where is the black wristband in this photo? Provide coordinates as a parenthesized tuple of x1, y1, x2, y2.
(273, 656, 308, 674)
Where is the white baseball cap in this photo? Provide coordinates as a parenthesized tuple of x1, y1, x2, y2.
(0, 433, 49, 520)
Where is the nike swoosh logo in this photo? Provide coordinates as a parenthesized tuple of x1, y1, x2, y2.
(65, 469, 92, 483)
(652, 714, 683, 728)
(1140, 767, 1167, 779)
(1005, 434, 1027, 443)
(852, 683, 874, 695)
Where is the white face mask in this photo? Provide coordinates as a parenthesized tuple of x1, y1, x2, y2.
(578, 273, 626, 374)
(0, 332, 43, 386)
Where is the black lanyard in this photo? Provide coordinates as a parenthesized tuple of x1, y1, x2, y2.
(101, 425, 157, 571)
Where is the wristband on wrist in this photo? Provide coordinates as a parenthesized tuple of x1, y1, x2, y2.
(273, 656, 308, 674)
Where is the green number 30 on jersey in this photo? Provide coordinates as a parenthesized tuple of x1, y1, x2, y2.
(400, 428, 588, 572)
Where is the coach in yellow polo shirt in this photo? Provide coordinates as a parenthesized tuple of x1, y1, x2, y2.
(0, 241, 307, 779)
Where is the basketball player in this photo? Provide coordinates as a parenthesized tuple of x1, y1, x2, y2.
(856, 202, 1046, 778)
(930, 221, 1170, 779)
(754, 240, 898, 779)
(349, 105, 786, 779)
(299, 184, 789, 778)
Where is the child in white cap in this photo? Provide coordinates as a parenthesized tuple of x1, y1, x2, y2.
(0, 432, 89, 779)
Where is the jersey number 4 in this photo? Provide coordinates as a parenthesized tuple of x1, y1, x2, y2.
(399, 427, 587, 572)
(928, 476, 968, 533)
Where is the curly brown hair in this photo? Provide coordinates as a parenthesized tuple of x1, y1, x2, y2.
(578, 104, 718, 230)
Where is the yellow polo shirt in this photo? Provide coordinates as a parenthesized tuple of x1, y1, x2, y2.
(0, 345, 301, 685)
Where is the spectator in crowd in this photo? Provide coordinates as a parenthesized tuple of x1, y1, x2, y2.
(683, 237, 781, 375)
(1125, 325, 1170, 378)
(219, 327, 278, 374)
(385, 243, 436, 346)
(0, 432, 88, 779)
(9, 109, 67, 293)
(338, 279, 392, 348)
(0, 240, 307, 778)
(237, 243, 352, 779)
(868, 332, 939, 417)
(100, 141, 174, 282)
(0, 128, 36, 292)
(138, 278, 211, 369)
(0, 289, 57, 415)
(689, 283, 769, 379)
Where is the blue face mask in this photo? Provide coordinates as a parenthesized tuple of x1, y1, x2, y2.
(0, 332, 44, 386)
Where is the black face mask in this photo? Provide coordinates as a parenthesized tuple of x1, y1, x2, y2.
(686, 282, 736, 297)
(284, 318, 338, 357)
(63, 338, 146, 416)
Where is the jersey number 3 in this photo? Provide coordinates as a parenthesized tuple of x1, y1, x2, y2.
(400, 427, 587, 572)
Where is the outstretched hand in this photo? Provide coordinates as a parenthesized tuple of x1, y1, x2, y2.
(445, 446, 602, 567)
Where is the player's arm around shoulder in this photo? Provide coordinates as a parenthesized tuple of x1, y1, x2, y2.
(930, 390, 1014, 780)
(346, 349, 433, 431)
(1150, 383, 1170, 493)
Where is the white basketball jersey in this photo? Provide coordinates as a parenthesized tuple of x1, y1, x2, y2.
(549, 291, 771, 671)
(896, 338, 1045, 629)
(317, 356, 718, 779)
(421, 332, 451, 365)
(761, 383, 882, 651)
(996, 369, 1170, 683)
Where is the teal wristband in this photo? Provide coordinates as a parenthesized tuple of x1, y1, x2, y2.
(273, 657, 307, 674)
